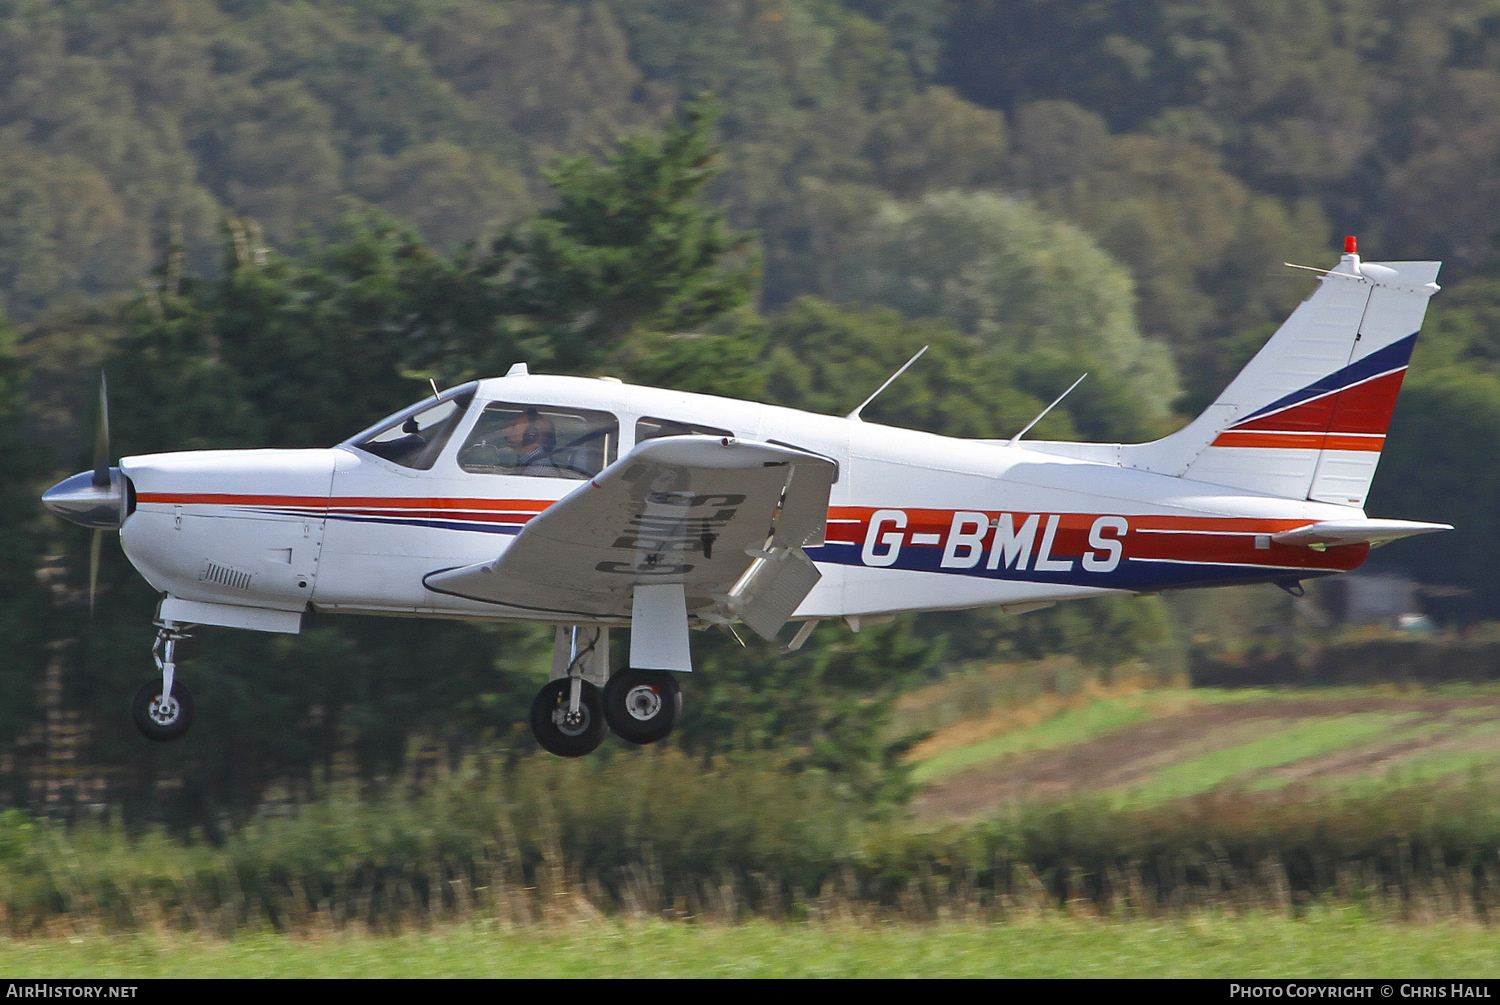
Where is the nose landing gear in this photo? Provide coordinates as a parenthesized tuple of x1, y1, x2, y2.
(132, 622, 195, 742)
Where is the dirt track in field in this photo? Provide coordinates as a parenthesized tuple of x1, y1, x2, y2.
(913, 692, 1500, 821)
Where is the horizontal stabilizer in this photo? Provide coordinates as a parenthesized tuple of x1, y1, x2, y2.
(1271, 519, 1453, 549)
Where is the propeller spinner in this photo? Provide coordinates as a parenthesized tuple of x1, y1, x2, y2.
(41, 374, 130, 611)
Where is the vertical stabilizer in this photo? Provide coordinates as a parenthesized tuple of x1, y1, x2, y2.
(1123, 242, 1440, 506)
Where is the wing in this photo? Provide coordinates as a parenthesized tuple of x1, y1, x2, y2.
(423, 435, 836, 636)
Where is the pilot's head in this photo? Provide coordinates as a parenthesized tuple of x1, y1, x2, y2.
(507, 408, 555, 458)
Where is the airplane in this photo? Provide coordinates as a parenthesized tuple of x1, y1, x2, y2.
(42, 237, 1451, 756)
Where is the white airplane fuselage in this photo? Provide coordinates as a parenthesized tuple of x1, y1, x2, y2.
(116, 372, 1369, 636)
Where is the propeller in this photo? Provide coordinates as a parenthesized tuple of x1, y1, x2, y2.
(90, 373, 110, 614)
(92, 372, 111, 489)
(40, 371, 126, 614)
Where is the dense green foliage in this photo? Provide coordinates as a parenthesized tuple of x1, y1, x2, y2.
(812, 191, 1179, 431)
(0, 0, 1483, 362)
(0, 755, 1497, 932)
(1362, 250, 1500, 607)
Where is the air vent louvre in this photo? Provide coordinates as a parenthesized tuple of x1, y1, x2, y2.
(200, 561, 254, 591)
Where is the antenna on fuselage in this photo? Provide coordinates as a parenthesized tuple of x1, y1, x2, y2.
(846, 345, 929, 421)
(1008, 373, 1087, 446)
(428, 378, 441, 401)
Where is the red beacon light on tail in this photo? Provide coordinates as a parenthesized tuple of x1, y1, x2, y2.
(1345, 235, 1359, 254)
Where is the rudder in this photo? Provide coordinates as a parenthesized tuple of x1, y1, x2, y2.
(1123, 240, 1440, 507)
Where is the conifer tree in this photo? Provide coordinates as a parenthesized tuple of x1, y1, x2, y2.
(483, 100, 758, 373)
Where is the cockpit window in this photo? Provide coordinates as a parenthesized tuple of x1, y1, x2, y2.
(635, 417, 733, 442)
(349, 386, 476, 470)
(458, 403, 618, 479)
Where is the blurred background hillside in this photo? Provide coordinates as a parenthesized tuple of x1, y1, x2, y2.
(5, 0, 1500, 834)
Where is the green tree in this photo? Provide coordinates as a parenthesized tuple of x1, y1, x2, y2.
(420, 0, 658, 158)
(482, 100, 758, 374)
(1364, 245, 1500, 615)
(863, 86, 1008, 197)
(1001, 99, 1330, 406)
(757, 296, 1063, 439)
(678, 617, 939, 806)
(817, 190, 1181, 435)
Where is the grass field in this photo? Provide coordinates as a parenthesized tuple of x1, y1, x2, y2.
(2, 912, 1497, 978)
(906, 679, 1500, 819)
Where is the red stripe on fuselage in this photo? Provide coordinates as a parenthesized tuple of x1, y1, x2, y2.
(138, 493, 553, 513)
(826, 509, 1321, 537)
(823, 507, 1366, 573)
(138, 495, 1368, 575)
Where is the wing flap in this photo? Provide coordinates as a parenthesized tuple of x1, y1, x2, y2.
(727, 548, 823, 640)
(423, 435, 836, 624)
(761, 442, 838, 549)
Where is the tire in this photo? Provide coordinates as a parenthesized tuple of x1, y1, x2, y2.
(529, 678, 606, 757)
(602, 669, 682, 745)
(131, 678, 194, 742)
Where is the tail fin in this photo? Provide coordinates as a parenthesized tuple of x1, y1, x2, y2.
(1124, 241, 1441, 506)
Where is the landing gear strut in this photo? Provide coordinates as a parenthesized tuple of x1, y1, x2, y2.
(529, 625, 608, 756)
(133, 622, 195, 742)
(528, 625, 688, 755)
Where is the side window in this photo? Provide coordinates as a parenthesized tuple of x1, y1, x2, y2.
(459, 403, 618, 479)
(351, 390, 475, 470)
(636, 417, 733, 443)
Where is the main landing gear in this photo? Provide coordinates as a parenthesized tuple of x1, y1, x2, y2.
(529, 677, 607, 758)
(529, 626, 685, 757)
(132, 622, 196, 742)
(602, 669, 682, 745)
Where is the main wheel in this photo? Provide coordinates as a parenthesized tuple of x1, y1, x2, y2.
(131, 678, 194, 742)
(529, 678, 606, 757)
(602, 669, 682, 745)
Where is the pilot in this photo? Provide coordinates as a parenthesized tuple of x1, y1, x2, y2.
(507, 407, 562, 476)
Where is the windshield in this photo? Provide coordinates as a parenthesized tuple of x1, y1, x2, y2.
(345, 383, 478, 470)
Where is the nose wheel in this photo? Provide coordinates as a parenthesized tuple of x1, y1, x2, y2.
(131, 678, 194, 742)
